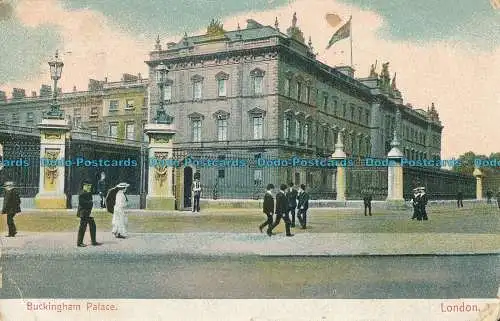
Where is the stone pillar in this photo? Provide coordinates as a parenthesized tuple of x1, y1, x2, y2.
(34, 118, 70, 209)
(472, 167, 483, 200)
(331, 130, 346, 201)
(144, 123, 176, 210)
(386, 109, 405, 207)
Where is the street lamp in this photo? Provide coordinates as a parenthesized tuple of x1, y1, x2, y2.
(154, 63, 173, 124)
(46, 50, 64, 119)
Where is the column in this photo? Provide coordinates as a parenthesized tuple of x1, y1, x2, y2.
(145, 123, 176, 210)
(34, 119, 70, 209)
(386, 109, 405, 206)
(332, 130, 346, 201)
(473, 167, 483, 200)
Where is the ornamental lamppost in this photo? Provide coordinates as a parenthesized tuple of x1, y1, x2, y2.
(46, 50, 64, 119)
(155, 63, 173, 124)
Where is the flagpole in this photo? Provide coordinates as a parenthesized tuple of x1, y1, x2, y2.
(349, 15, 353, 67)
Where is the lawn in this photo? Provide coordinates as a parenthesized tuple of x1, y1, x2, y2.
(0, 203, 498, 234)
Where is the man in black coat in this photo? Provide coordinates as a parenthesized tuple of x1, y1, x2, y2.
(411, 188, 419, 220)
(363, 189, 373, 216)
(456, 191, 464, 208)
(269, 184, 293, 236)
(286, 182, 298, 227)
(259, 184, 275, 236)
(297, 184, 309, 229)
(417, 187, 428, 221)
(77, 180, 102, 247)
(2, 181, 21, 237)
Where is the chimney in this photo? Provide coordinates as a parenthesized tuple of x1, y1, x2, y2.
(137, 73, 142, 80)
(40, 84, 52, 97)
(0, 91, 6, 102)
(104, 77, 108, 83)
(12, 88, 26, 99)
(335, 66, 355, 78)
(31, 91, 37, 97)
(88, 79, 104, 91)
(73, 85, 77, 92)
(122, 73, 138, 82)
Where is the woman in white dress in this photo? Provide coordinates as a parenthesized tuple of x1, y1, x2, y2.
(111, 182, 129, 239)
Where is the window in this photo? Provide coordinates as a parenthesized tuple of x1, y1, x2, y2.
(342, 103, 347, 118)
(142, 122, 148, 142)
(254, 169, 263, 185)
(296, 82, 302, 101)
(164, 85, 172, 101)
(286, 168, 292, 183)
(90, 128, 98, 136)
(252, 116, 263, 139)
(365, 111, 369, 125)
(323, 95, 328, 110)
(125, 99, 134, 109)
(294, 172, 300, 186)
(333, 99, 338, 115)
(218, 155, 226, 178)
(193, 81, 202, 100)
(27, 112, 34, 122)
(350, 106, 355, 120)
(324, 129, 328, 148)
(126, 123, 135, 140)
(358, 107, 362, 123)
(284, 118, 291, 140)
(306, 86, 311, 103)
(192, 119, 201, 142)
(217, 79, 227, 97)
(74, 108, 81, 118)
(90, 107, 98, 117)
(0, 116, 5, 124)
(217, 118, 228, 141)
(284, 78, 291, 96)
(109, 100, 118, 111)
(73, 117, 81, 128)
(254, 76, 263, 95)
(296, 120, 301, 142)
(304, 124, 309, 145)
(109, 123, 118, 137)
(306, 171, 313, 185)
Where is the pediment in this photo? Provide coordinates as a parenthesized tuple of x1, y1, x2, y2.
(284, 109, 293, 115)
(250, 68, 265, 77)
(248, 107, 266, 116)
(188, 112, 205, 119)
(191, 74, 204, 82)
(215, 71, 229, 80)
(213, 110, 230, 119)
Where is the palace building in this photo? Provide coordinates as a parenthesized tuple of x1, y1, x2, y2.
(145, 16, 442, 199)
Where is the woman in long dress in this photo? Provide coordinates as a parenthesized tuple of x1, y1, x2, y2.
(112, 182, 129, 238)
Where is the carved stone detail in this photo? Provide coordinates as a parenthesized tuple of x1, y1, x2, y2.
(154, 152, 169, 187)
(44, 149, 60, 184)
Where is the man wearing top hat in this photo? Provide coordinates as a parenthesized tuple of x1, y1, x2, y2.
(2, 181, 21, 237)
(410, 188, 420, 220)
(77, 180, 102, 247)
(417, 187, 428, 221)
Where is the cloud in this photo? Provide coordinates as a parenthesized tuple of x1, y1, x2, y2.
(0, 1, 13, 21)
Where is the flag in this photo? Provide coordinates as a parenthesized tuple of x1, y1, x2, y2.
(491, 0, 500, 9)
(326, 16, 351, 49)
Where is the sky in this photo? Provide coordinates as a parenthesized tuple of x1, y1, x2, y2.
(0, 0, 499, 159)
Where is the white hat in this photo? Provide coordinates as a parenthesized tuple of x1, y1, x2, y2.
(116, 182, 130, 188)
(3, 181, 14, 187)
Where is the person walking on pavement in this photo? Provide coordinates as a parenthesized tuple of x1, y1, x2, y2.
(77, 180, 102, 247)
(496, 188, 500, 209)
(297, 184, 309, 229)
(456, 190, 464, 208)
(286, 182, 298, 227)
(192, 178, 201, 212)
(97, 172, 106, 208)
(2, 181, 20, 237)
(486, 190, 493, 204)
(363, 189, 373, 216)
(111, 182, 129, 238)
(417, 187, 428, 221)
(268, 184, 293, 237)
(410, 188, 420, 220)
(259, 184, 275, 235)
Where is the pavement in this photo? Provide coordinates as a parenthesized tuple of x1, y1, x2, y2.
(1, 231, 499, 256)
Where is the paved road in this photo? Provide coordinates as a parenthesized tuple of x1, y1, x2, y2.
(0, 254, 497, 299)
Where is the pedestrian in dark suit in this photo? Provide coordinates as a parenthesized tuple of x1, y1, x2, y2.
(456, 191, 464, 208)
(410, 188, 419, 220)
(297, 184, 309, 229)
(259, 184, 275, 236)
(417, 187, 428, 221)
(363, 189, 372, 216)
(486, 190, 493, 204)
(97, 172, 106, 208)
(2, 181, 21, 237)
(269, 184, 293, 237)
(286, 182, 298, 227)
(496, 189, 500, 209)
(77, 180, 102, 247)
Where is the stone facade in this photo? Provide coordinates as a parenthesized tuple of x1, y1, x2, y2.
(145, 16, 443, 197)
